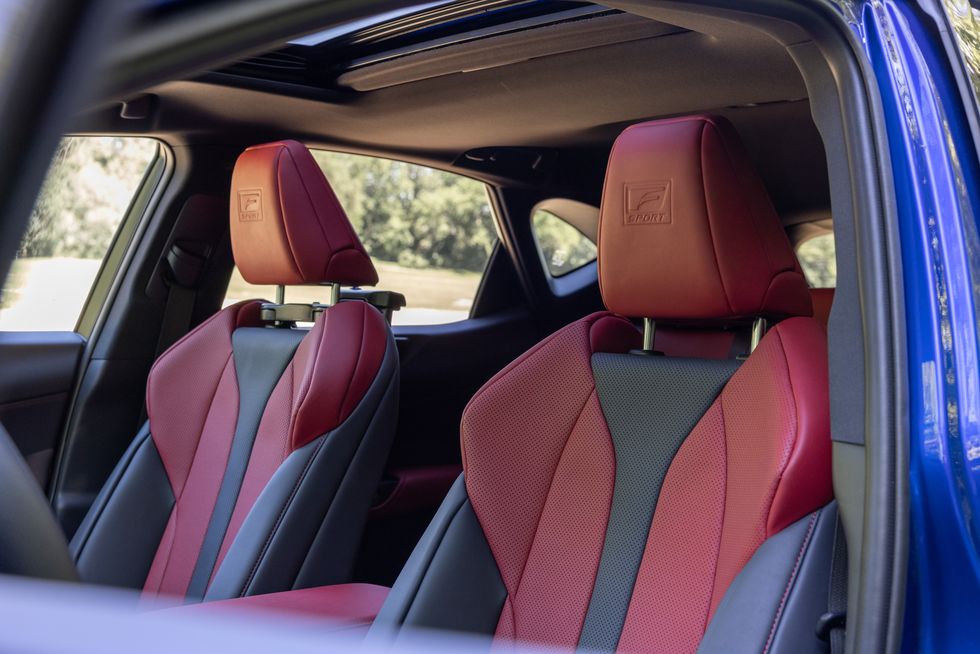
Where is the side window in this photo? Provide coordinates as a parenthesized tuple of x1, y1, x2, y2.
(796, 233, 837, 288)
(532, 209, 597, 277)
(0, 136, 159, 331)
(224, 151, 498, 326)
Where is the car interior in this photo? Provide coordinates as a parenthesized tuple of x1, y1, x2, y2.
(0, 1, 905, 652)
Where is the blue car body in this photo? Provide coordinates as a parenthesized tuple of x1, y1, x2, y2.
(847, 1, 980, 650)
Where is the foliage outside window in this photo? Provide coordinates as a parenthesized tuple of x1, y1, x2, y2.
(946, 0, 980, 99)
(796, 233, 837, 288)
(532, 210, 597, 277)
(0, 137, 159, 331)
(224, 151, 498, 326)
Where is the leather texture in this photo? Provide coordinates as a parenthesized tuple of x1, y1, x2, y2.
(72, 298, 395, 604)
(697, 502, 837, 654)
(598, 115, 812, 321)
(205, 330, 398, 599)
(181, 583, 389, 626)
(371, 118, 832, 651)
(614, 318, 832, 653)
(0, 422, 77, 582)
(371, 314, 831, 652)
(463, 312, 639, 648)
(580, 354, 740, 651)
(367, 476, 507, 646)
(71, 424, 174, 591)
(229, 140, 378, 286)
(184, 327, 304, 600)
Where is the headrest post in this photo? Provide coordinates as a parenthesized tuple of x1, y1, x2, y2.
(749, 317, 768, 354)
(325, 282, 340, 307)
(642, 317, 656, 353)
(275, 285, 285, 305)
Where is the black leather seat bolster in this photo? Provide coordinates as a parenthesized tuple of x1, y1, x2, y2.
(70, 423, 174, 591)
(367, 474, 507, 646)
(205, 330, 401, 600)
(0, 423, 78, 582)
(697, 501, 838, 654)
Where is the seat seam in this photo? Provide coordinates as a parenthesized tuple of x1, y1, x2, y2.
(74, 428, 152, 559)
(699, 121, 736, 315)
(764, 328, 800, 537)
(703, 397, 730, 629)
(401, 498, 469, 623)
(239, 435, 328, 597)
(762, 510, 819, 654)
(274, 148, 307, 281)
(336, 304, 368, 422)
(511, 384, 598, 601)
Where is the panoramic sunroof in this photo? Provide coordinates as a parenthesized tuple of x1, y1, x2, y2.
(216, 0, 616, 91)
(289, 1, 452, 47)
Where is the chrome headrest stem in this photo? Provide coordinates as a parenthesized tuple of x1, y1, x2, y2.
(642, 317, 656, 353)
(749, 317, 768, 354)
(324, 282, 341, 307)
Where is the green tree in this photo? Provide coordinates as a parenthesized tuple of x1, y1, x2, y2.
(20, 137, 157, 258)
(313, 151, 496, 272)
(532, 210, 597, 276)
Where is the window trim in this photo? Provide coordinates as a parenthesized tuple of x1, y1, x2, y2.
(75, 138, 170, 337)
(529, 198, 599, 295)
(221, 146, 502, 327)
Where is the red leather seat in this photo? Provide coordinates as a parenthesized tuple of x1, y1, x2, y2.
(368, 116, 835, 654)
(68, 141, 399, 605)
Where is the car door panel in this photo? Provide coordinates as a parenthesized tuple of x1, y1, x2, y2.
(0, 332, 84, 486)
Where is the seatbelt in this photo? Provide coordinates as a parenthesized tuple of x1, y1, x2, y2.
(154, 280, 196, 357)
(154, 241, 210, 358)
(817, 514, 848, 652)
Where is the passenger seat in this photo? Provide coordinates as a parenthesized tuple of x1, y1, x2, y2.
(69, 140, 399, 604)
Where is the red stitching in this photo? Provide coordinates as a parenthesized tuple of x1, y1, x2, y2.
(763, 511, 819, 654)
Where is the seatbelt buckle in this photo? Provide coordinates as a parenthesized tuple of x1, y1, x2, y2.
(816, 611, 846, 642)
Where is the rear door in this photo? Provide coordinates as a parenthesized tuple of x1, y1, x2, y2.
(0, 135, 164, 490)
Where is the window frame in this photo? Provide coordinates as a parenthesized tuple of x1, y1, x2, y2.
(222, 146, 504, 327)
(0, 135, 171, 336)
(529, 198, 599, 297)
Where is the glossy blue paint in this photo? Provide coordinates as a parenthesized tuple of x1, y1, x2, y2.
(845, 1, 980, 650)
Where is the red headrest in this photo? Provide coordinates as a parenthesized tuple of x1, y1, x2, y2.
(598, 115, 812, 322)
(230, 140, 378, 287)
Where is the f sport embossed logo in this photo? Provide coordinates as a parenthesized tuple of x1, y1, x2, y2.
(238, 190, 263, 222)
(624, 180, 671, 225)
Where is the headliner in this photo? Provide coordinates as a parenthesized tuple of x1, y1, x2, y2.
(80, 6, 829, 218)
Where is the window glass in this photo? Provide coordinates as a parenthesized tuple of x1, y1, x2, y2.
(0, 136, 159, 331)
(531, 210, 597, 277)
(944, 0, 980, 102)
(224, 151, 498, 326)
(796, 233, 837, 288)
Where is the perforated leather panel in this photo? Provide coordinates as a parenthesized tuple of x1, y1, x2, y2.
(579, 354, 739, 651)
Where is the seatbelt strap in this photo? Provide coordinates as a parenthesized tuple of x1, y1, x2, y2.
(153, 240, 212, 358)
(817, 513, 848, 652)
(154, 281, 195, 357)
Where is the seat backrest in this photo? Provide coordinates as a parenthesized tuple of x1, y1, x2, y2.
(70, 141, 399, 603)
(370, 116, 834, 654)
